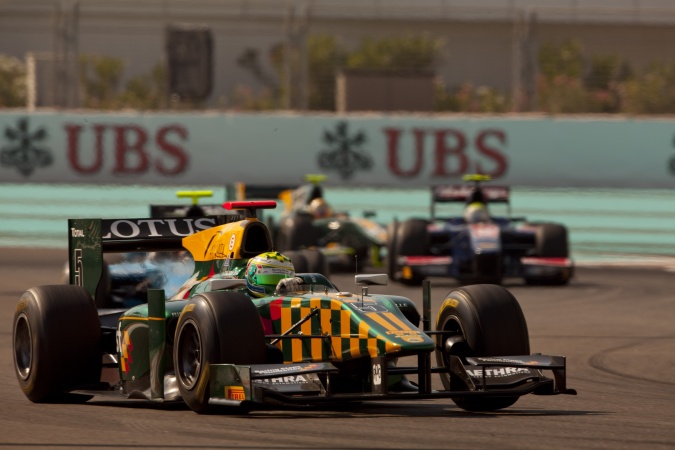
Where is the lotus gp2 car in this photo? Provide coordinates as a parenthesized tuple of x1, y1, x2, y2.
(13, 201, 575, 414)
(388, 175, 573, 286)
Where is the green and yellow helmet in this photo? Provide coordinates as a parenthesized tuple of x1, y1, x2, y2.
(245, 252, 295, 297)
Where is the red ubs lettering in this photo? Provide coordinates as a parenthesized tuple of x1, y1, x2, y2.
(384, 127, 508, 178)
(65, 123, 189, 175)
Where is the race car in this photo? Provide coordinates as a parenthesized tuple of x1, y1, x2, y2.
(232, 175, 388, 272)
(12, 200, 575, 414)
(388, 175, 573, 286)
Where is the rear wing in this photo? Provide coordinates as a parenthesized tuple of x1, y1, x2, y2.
(431, 185, 511, 220)
(67, 215, 238, 301)
(150, 190, 228, 218)
(149, 204, 228, 218)
(225, 183, 298, 201)
(432, 185, 510, 203)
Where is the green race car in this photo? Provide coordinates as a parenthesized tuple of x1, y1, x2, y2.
(12, 201, 575, 413)
(233, 175, 388, 272)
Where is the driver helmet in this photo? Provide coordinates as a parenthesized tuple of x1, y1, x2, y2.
(464, 202, 490, 223)
(245, 251, 295, 298)
(306, 197, 334, 219)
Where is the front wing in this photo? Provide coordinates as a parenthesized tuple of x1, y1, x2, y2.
(207, 354, 576, 408)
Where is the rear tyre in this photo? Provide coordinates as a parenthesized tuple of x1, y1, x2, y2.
(174, 291, 266, 414)
(13, 285, 101, 403)
(525, 223, 571, 286)
(435, 284, 530, 412)
(386, 220, 399, 281)
(276, 213, 318, 252)
(395, 219, 430, 286)
(300, 248, 329, 277)
(284, 250, 309, 274)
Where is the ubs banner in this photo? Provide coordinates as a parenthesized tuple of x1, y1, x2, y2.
(1, 111, 674, 188)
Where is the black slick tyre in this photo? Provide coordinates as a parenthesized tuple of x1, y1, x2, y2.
(284, 250, 309, 274)
(395, 218, 430, 286)
(434, 284, 530, 412)
(276, 213, 318, 252)
(13, 285, 101, 403)
(300, 248, 329, 276)
(174, 291, 266, 414)
(525, 223, 571, 286)
(386, 220, 399, 281)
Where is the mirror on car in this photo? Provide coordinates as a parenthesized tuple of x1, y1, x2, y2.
(355, 274, 388, 286)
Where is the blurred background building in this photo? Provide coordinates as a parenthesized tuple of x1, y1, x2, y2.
(2, 0, 675, 114)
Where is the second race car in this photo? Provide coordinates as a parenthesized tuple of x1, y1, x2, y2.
(388, 175, 573, 286)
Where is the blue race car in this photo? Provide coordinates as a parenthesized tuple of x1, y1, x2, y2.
(387, 175, 573, 286)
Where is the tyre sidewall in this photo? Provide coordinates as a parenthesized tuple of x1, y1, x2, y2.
(434, 284, 530, 410)
(396, 219, 430, 256)
(534, 223, 569, 257)
(386, 220, 399, 280)
(174, 292, 266, 413)
(174, 295, 219, 413)
(395, 219, 429, 285)
(277, 213, 318, 251)
(13, 285, 101, 403)
(300, 249, 329, 276)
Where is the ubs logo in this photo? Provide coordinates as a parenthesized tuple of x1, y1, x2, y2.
(0, 117, 53, 176)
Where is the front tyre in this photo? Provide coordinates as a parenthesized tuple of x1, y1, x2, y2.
(174, 291, 266, 414)
(13, 285, 101, 403)
(435, 284, 530, 411)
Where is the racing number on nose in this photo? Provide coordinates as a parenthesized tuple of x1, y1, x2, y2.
(373, 364, 382, 385)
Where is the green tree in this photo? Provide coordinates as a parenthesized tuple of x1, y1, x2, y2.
(308, 35, 346, 110)
(538, 40, 584, 81)
(346, 34, 441, 72)
(620, 62, 675, 114)
(78, 55, 124, 109)
(117, 63, 167, 110)
(262, 33, 443, 111)
(536, 40, 588, 113)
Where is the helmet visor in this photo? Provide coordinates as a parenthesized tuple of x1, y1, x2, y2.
(254, 273, 289, 287)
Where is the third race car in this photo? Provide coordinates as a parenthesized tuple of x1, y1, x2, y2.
(388, 175, 573, 286)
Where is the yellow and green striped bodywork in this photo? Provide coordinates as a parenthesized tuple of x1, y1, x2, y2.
(253, 292, 434, 363)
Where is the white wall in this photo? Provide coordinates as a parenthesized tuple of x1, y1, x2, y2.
(1, 110, 674, 189)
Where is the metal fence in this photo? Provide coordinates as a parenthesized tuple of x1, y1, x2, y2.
(3, 0, 675, 113)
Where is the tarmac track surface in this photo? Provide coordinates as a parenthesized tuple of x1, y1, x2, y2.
(0, 248, 674, 450)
